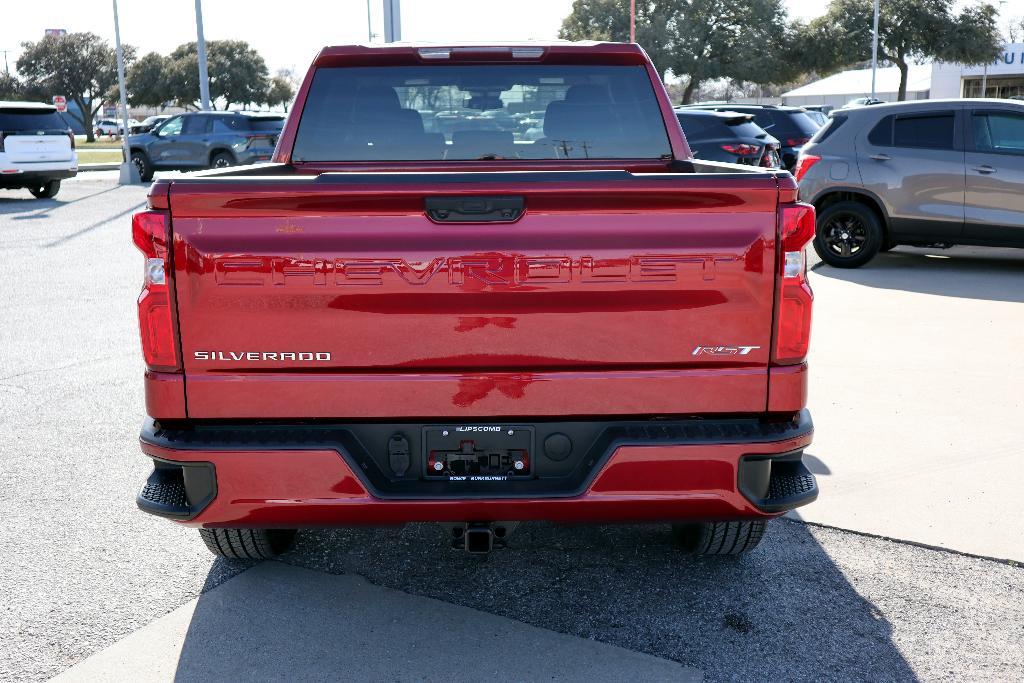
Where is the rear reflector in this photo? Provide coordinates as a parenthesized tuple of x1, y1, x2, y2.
(774, 204, 815, 365)
(132, 211, 179, 372)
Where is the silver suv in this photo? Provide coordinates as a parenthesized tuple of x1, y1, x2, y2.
(795, 99, 1024, 268)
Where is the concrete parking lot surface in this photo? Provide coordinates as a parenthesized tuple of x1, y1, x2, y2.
(2, 175, 1023, 681)
(803, 246, 1024, 561)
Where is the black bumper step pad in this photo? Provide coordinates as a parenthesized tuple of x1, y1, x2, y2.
(137, 459, 217, 520)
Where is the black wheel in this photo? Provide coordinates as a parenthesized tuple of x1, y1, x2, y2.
(199, 528, 296, 559)
(812, 201, 884, 268)
(131, 151, 153, 182)
(210, 151, 235, 170)
(29, 180, 60, 199)
(672, 520, 767, 555)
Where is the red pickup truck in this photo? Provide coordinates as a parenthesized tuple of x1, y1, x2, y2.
(134, 42, 817, 559)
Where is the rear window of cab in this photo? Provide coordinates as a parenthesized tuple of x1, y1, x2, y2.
(292, 64, 672, 161)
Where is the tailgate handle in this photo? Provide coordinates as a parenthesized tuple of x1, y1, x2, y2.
(425, 196, 524, 223)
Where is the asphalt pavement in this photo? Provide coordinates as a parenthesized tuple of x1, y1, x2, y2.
(2, 174, 1023, 682)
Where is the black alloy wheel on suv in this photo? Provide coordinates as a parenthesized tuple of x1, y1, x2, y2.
(812, 201, 885, 268)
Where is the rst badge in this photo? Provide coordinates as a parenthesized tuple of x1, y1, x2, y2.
(692, 345, 760, 356)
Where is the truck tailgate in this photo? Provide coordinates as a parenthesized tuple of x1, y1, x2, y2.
(168, 171, 780, 418)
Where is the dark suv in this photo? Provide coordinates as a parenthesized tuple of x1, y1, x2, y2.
(128, 111, 284, 181)
(796, 99, 1024, 268)
(681, 104, 821, 170)
(675, 109, 782, 167)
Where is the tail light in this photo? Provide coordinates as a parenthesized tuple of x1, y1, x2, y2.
(793, 154, 821, 182)
(773, 204, 815, 365)
(132, 210, 179, 372)
(786, 136, 811, 147)
(721, 143, 761, 156)
(68, 131, 76, 149)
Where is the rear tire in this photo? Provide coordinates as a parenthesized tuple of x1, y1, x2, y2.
(199, 528, 296, 559)
(812, 201, 883, 268)
(29, 180, 60, 199)
(210, 151, 235, 170)
(672, 520, 767, 555)
(131, 151, 153, 182)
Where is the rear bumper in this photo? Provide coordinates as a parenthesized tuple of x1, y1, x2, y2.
(138, 411, 816, 527)
(0, 167, 77, 187)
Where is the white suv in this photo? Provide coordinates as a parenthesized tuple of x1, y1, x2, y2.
(94, 117, 139, 136)
(0, 101, 78, 199)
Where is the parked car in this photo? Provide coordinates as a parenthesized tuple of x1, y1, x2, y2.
(680, 104, 821, 171)
(802, 104, 834, 115)
(94, 118, 140, 136)
(0, 101, 77, 198)
(803, 109, 829, 126)
(674, 108, 782, 167)
(132, 42, 818, 561)
(127, 111, 285, 181)
(796, 99, 1024, 268)
(843, 97, 885, 108)
(130, 115, 171, 135)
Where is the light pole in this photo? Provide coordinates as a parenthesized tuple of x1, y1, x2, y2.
(383, 0, 401, 43)
(112, 0, 139, 184)
(194, 0, 211, 110)
(870, 0, 880, 99)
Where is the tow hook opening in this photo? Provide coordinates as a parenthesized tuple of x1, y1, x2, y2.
(444, 522, 519, 554)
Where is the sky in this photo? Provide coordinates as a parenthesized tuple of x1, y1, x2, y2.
(0, 0, 833, 76)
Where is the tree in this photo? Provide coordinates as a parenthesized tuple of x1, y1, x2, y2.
(16, 32, 134, 141)
(165, 40, 269, 109)
(666, 0, 793, 103)
(560, 0, 798, 104)
(809, 0, 1002, 100)
(127, 52, 171, 108)
(560, 0, 675, 79)
(265, 69, 296, 111)
(0, 71, 23, 100)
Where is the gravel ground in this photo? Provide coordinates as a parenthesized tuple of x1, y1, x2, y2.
(2, 176, 1022, 682)
(280, 520, 1024, 682)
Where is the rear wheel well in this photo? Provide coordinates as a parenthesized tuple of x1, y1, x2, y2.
(209, 148, 235, 164)
(813, 191, 890, 242)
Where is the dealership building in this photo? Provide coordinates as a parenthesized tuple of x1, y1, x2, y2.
(781, 42, 1024, 107)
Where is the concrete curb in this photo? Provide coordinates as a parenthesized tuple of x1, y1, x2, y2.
(77, 163, 122, 172)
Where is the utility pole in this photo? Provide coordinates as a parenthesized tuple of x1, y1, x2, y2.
(0, 49, 9, 73)
(112, 0, 139, 184)
(194, 0, 211, 110)
(870, 0, 880, 99)
(383, 0, 401, 43)
(630, 0, 636, 42)
(366, 0, 376, 42)
(982, 1, 1007, 97)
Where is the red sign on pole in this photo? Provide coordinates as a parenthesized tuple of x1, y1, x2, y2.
(52, 95, 67, 112)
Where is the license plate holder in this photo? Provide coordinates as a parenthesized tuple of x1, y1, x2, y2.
(423, 425, 534, 480)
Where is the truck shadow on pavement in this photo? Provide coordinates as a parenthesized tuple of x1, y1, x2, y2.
(813, 246, 1024, 303)
(176, 519, 916, 681)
